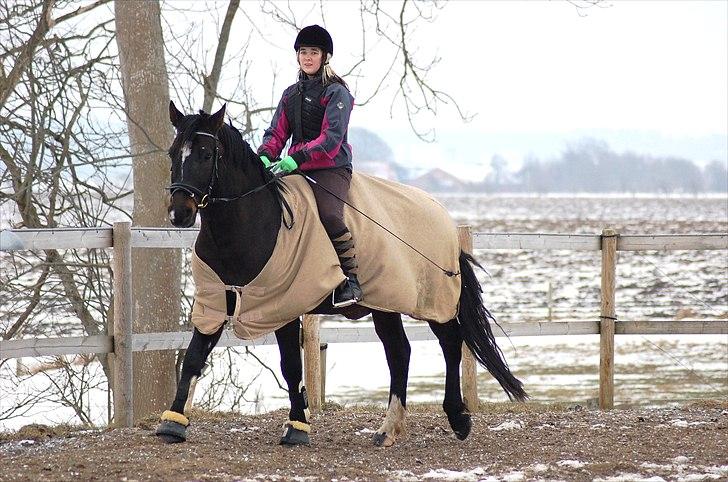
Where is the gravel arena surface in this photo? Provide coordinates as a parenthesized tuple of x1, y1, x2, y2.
(1, 401, 726, 482)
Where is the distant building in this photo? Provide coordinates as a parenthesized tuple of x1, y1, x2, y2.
(405, 168, 473, 192)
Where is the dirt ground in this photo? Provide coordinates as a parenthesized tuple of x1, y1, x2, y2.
(1, 401, 726, 482)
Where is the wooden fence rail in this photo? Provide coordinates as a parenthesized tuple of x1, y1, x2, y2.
(1, 226, 726, 427)
(3, 320, 726, 360)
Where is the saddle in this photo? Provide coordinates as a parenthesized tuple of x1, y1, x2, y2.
(191, 172, 461, 339)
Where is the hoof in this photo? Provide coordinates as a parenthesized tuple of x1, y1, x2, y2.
(372, 432, 396, 447)
(448, 412, 472, 441)
(279, 425, 310, 446)
(156, 420, 187, 443)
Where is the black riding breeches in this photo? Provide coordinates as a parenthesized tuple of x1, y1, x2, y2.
(305, 166, 352, 237)
(305, 166, 359, 277)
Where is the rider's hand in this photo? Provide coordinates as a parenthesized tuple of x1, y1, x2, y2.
(270, 155, 298, 174)
(259, 155, 272, 168)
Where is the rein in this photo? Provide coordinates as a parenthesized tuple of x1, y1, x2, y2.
(168, 131, 294, 227)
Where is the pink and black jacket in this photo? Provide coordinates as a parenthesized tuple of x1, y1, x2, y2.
(258, 77, 354, 171)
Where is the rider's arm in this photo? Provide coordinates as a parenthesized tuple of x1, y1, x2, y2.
(258, 88, 293, 160)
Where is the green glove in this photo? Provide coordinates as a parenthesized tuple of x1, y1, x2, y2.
(270, 155, 298, 175)
(260, 155, 272, 168)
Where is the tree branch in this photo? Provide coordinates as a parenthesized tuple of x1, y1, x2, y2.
(0, 0, 55, 107)
(202, 0, 240, 113)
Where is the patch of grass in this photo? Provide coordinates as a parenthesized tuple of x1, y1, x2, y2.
(0, 423, 91, 443)
(322, 400, 574, 415)
(684, 399, 728, 410)
(477, 400, 573, 414)
(133, 407, 264, 430)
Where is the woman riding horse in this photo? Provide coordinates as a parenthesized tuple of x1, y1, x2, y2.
(258, 25, 362, 308)
(157, 26, 526, 449)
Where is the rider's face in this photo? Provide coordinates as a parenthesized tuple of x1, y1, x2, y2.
(298, 47, 323, 76)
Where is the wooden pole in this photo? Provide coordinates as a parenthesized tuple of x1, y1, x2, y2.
(320, 343, 328, 407)
(457, 225, 479, 412)
(112, 222, 134, 427)
(599, 228, 618, 410)
(302, 314, 321, 411)
(106, 306, 115, 426)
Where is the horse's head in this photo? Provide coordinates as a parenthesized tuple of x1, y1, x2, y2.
(167, 101, 226, 228)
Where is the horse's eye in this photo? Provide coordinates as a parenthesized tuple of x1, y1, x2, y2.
(203, 152, 212, 161)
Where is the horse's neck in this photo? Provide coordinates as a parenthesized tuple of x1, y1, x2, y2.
(196, 188, 281, 287)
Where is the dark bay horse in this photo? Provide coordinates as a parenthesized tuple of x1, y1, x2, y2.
(156, 101, 527, 446)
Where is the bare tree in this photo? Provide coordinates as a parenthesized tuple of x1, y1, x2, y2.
(1, 0, 122, 427)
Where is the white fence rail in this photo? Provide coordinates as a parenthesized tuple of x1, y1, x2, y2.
(3, 320, 726, 360)
(4, 228, 727, 251)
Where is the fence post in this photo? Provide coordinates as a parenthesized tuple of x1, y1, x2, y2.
(599, 228, 618, 410)
(320, 343, 328, 407)
(457, 225, 479, 412)
(112, 222, 133, 427)
(302, 314, 321, 411)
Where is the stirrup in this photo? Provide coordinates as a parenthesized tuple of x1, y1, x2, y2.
(332, 290, 359, 308)
(332, 277, 362, 308)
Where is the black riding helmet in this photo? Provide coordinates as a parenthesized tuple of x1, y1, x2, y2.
(294, 24, 333, 56)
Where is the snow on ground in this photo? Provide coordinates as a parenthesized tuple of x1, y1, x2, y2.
(378, 462, 728, 482)
(488, 420, 523, 431)
(414, 463, 728, 482)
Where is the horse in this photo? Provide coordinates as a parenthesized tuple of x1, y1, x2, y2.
(156, 101, 527, 446)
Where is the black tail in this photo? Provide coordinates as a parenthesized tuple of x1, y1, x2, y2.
(457, 251, 528, 402)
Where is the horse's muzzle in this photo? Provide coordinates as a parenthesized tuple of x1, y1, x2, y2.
(168, 191, 198, 228)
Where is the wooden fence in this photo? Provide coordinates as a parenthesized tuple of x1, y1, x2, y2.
(1, 225, 726, 427)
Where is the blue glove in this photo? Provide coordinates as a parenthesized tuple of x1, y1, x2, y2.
(270, 155, 298, 175)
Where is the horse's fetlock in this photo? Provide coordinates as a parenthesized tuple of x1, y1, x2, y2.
(442, 399, 466, 417)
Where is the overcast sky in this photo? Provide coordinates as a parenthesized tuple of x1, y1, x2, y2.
(164, 1, 727, 176)
(348, 1, 728, 134)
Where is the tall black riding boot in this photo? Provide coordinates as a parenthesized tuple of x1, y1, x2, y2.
(330, 228, 363, 308)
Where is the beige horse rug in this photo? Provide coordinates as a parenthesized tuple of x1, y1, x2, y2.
(191, 172, 462, 339)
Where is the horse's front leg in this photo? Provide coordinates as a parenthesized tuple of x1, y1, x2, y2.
(156, 326, 223, 443)
(428, 319, 471, 440)
(275, 318, 310, 445)
(372, 311, 411, 447)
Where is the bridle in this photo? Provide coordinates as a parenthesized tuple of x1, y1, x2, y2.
(168, 131, 279, 209)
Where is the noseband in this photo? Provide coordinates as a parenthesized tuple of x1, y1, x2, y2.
(168, 131, 282, 209)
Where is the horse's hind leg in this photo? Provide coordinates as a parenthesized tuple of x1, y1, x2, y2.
(372, 311, 411, 447)
(275, 318, 310, 445)
(156, 325, 223, 443)
(428, 319, 472, 440)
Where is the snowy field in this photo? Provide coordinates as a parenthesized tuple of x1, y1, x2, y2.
(1, 194, 726, 430)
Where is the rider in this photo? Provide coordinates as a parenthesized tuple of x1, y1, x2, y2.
(258, 24, 362, 308)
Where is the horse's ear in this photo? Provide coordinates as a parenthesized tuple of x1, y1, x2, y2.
(209, 104, 226, 133)
(169, 100, 184, 129)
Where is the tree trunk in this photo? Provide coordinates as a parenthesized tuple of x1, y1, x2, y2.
(114, 1, 180, 422)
